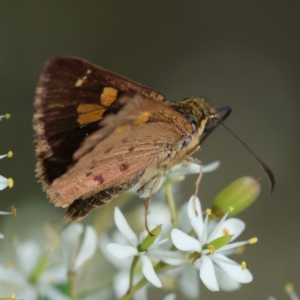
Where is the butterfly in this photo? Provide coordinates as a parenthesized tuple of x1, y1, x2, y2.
(33, 57, 274, 230)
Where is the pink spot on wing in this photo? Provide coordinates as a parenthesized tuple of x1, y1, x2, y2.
(119, 164, 130, 172)
(94, 174, 104, 184)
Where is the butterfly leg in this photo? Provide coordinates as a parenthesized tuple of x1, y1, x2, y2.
(143, 169, 165, 235)
(186, 157, 203, 216)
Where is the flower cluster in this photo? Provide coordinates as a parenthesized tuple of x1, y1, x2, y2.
(0, 158, 264, 299)
(0, 223, 97, 300)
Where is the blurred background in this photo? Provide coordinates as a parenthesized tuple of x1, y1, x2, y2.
(0, 1, 299, 299)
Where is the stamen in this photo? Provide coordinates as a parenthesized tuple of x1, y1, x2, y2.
(285, 283, 294, 293)
(241, 261, 246, 270)
(222, 228, 230, 235)
(248, 237, 258, 244)
(11, 292, 16, 299)
(0, 113, 10, 120)
(7, 151, 13, 158)
(208, 245, 215, 254)
(236, 246, 245, 255)
(229, 206, 234, 212)
(206, 208, 211, 215)
(11, 205, 16, 217)
(7, 178, 14, 188)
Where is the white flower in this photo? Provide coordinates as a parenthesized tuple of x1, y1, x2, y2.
(107, 207, 187, 288)
(100, 232, 148, 300)
(131, 161, 220, 198)
(269, 283, 299, 300)
(61, 224, 97, 272)
(171, 196, 254, 292)
(0, 240, 68, 300)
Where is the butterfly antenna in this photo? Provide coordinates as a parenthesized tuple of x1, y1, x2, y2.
(216, 118, 275, 194)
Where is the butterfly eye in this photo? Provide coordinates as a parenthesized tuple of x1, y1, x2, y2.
(204, 118, 214, 132)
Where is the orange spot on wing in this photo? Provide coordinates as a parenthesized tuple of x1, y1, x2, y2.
(77, 108, 106, 125)
(114, 124, 131, 133)
(77, 104, 103, 113)
(133, 111, 151, 125)
(100, 87, 118, 106)
(114, 112, 151, 133)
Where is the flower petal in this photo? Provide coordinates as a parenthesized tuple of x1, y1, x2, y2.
(0, 264, 27, 293)
(187, 196, 203, 240)
(165, 160, 220, 179)
(216, 240, 248, 253)
(17, 287, 38, 300)
(148, 249, 187, 265)
(40, 264, 67, 284)
(171, 229, 201, 252)
(211, 253, 253, 283)
(139, 177, 164, 198)
(113, 270, 131, 299)
(206, 210, 230, 243)
(61, 223, 84, 269)
(100, 234, 132, 269)
(140, 255, 162, 287)
(208, 218, 245, 243)
(107, 243, 138, 259)
(16, 240, 41, 276)
(199, 256, 219, 291)
(162, 293, 177, 300)
(114, 207, 138, 246)
(203, 161, 220, 173)
(169, 162, 200, 176)
(214, 265, 241, 291)
(179, 265, 200, 299)
(0, 175, 9, 190)
(74, 226, 97, 270)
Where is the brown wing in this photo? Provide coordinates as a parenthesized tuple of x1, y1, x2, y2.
(74, 94, 194, 160)
(48, 122, 180, 207)
(48, 95, 194, 208)
(34, 57, 165, 190)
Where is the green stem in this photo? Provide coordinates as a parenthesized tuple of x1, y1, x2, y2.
(120, 253, 199, 300)
(68, 270, 78, 300)
(121, 261, 167, 300)
(165, 182, 179, 228)
(129, 256, 139, 289)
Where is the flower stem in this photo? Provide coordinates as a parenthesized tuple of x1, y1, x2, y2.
(68, 270, 78, 300)
(129, 256, 139, 289)
(121, 261, 171, 300)
(165, 182, 178, 228)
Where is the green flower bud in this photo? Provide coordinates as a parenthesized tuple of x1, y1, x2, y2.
(138, 225, 162, 252)
(212, 177, 260, 218)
